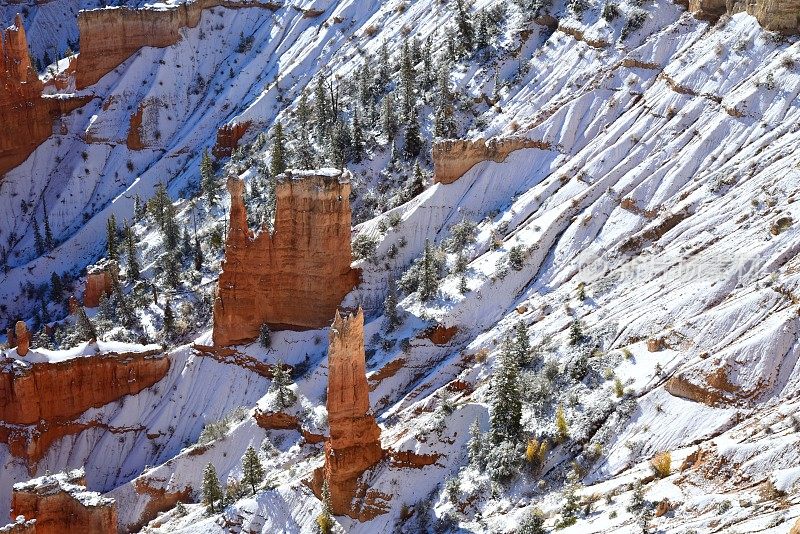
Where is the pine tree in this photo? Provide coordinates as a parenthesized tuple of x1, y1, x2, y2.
(150, 183, 170, 227)
(328, 119, 351, 169)
(270, 122, 286, 177)
(163, 300, 175, 339)
(489, 338, 522, 444)
(350, 107, 364, 163)
(241, 445, 264, 495)
(384, 278, 400, 331)
(467, 418, 485, 467)
(259, 324, 271, 348)
(317, 479, 333, 534)
(377, 41, 390, 90)
(475, 11, 490, 56)
(404, 161, 426, 200)
(106, 215, 118, 260)
(202, 463, 223, 514)
(403, 108, 423, 161)
(33, 218, 44, 255)
(76, 305, 98, 342)
(509, 245, 524, 271)
(194, 236, 204, 271)
(419, 239, 438, 301)
(296, 90, 311, 128)
(125, 224, 140, 281)
(400, 39, 415, 123)
(434, 65, 456, 138)
(454, 0, 474, 52)
(50, 272, 63, 301)
(315, 76, 329, 140)
(569, 318, 583, 345)
(43, 202, 54, 250)
(295, 132, 316, 170)
(381, 92, 398, 140)
(200, 149, 217, 205)
(512, 321, 531, 365)
(134, 195, 146, 220)
(269, 361, 295, 408)
(162, 202, 180, 251)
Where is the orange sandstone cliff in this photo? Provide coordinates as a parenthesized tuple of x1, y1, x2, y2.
(0, 15, 88, 177)
(311, 308, 384, 519)
(0, 347, 169, 466)
(11, 469, 117, 534)
(212, 170, 359, 346)
(432, 137, 550, 184)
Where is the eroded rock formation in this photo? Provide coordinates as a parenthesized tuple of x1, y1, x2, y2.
(13, 322, 29, 357)
(75, 0, 279, 89)
(0, 516, 35, 534)
(686, 0, 800, 33)
(11, 469, 117, 534)
(212, 121, 252, 158)
(0, 346, 169, 465)
(0, 15, 88, 177)
(311, 308, 384, 519)
(212, 170, 359, 346)
(82, 262, 117, 308)
(432, 137, 550, 184)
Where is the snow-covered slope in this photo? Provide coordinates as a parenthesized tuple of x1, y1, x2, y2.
(3, 0, 800, 532)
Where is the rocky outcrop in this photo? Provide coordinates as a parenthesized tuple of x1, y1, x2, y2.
(0, 516, 36, 534)
(212, 121, 251, 158)
(432, 137, 550, 184)
(13, 322, 29, 357)
(75, 0, 279, 89)
(212, 170, 359, 346)
(0, 347, 168, 465)
(0, 15, 89, 177)
(82, 262, 117, 308)
(311, 308, 384, 519)
(689, 0, 800, 34)
(11, 469, 116, 534)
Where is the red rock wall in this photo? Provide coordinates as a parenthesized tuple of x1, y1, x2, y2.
(212, 121, 251, 158)
(0, 348, 169, 425)
(12, 477, 117, 534)
(432, 137, 550, 185)
(0, 15, 90, 177)
(212, 171, 359, 346)
(311, 308, 383, 519)
(75, 0, 279, 89)
(82, 266, 115, 308)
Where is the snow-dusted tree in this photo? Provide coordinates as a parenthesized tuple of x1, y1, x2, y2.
(296, 90, 311, 128)
(76, 304, 98, 342)
(377, 41, 390, 90)
(269, 361, 295, 408)
(150, 183, 170, 227)
(106, 214, 118, 260)
(555, 404, 569, 443)
(329, 119, 352, 169)
(569, 318, 583, 345)
(400, 39, 416, 123)
(294, 133, 316, 170)
(163, 300, 175, 340)
(193, 235, 204, 271)
(49, 273, 63, 302)
(43, 201, 54, 250)
(489, 338, 522, 444)
(33, 218, 44, 255)
(315, 76, 329, 140)
(381, 92, 398, 140)
(125, 223, 140, 281)
(350, 107, 365, 163)
(270, 122, 286, 177)
(241, 445, 264, 495)
(486, 440, 520, 481)
(403, 108, 423, 160)
(259, 324, 271, 348)
(454, 0, 474, 52)
(419, 239, 438, 301)
(317, 479, 333, 534)
(467, 418, 485, 467)
(200, 149, 217, 205)
(518, 508, 546, 534)
(402, 161, 426, 201)
(202, 463, 223, 514)
(384, 278, 401, 331)
(512, 321, 531, 365)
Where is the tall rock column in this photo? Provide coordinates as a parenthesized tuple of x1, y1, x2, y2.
(212, 170, 360, 346)
(312, 308, 383, 518)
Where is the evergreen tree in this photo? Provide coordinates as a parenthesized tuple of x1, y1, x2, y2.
(125, 223, 140, 281)
(106, 214, 118, 260)
(400, 39, 415, 123)
(202, 463, 223, 514)
(404, 161, 426, 200)
(384, 278, 400, 331)
(489, 338, 522, 444)
(328, 119, 351, 169)
(377, 41, 390, 90)
(33, 218, 44, 255)
(296, 90, 311, 128)
(434, 65, 456, 138)
(317, 479, 333, 534)
(270, 122, 286, 177)
(419, 239, 438, 301)
(467, 417, 485, 467)
(259, 324, 271, 348)
(358, 61, 374, 107)
(150, 183, 170, 227)
(200, 149, 217, 205)
(269, 361, 295, 408)
(315, 76, 329, 140)
(403, 108, 423, 160)
(43, 202, 54, 250)
(512, 321, 531, 365)
(381, 93, 398, 140)
(194, 236, 204, 271)
(163, 299, 175, 339)
(76, 305, 98, 342)
(350, 108, 365, 163)
(569, 318, 583, 345)
(50, 272, 63, 301)
(163, 202, 180, 251)
(295, 133, 316, 170)
(241, 445, 265, 495)
(181, 227, 192, 259)
(509, 245, 524, 271)
(134, 195, 146, 220)
(455, 0, 474, 52)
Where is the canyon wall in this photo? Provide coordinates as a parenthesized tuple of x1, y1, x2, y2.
(212, 170, 359, 346)
(212, 121, 252, 158)
(11, 469, 117, 534)
(75, 0, 279, 89)
(687, 0, 800, 33)
(311, 308, 384, 519)
(0, 347, 169, 465)
(0, 15, 88, 177)
(432, 137, 550, 185)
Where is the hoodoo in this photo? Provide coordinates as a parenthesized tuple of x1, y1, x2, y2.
(212, 170, 359, 346)
(312, 308, 383, 518)
(9, 469, 117, 534)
